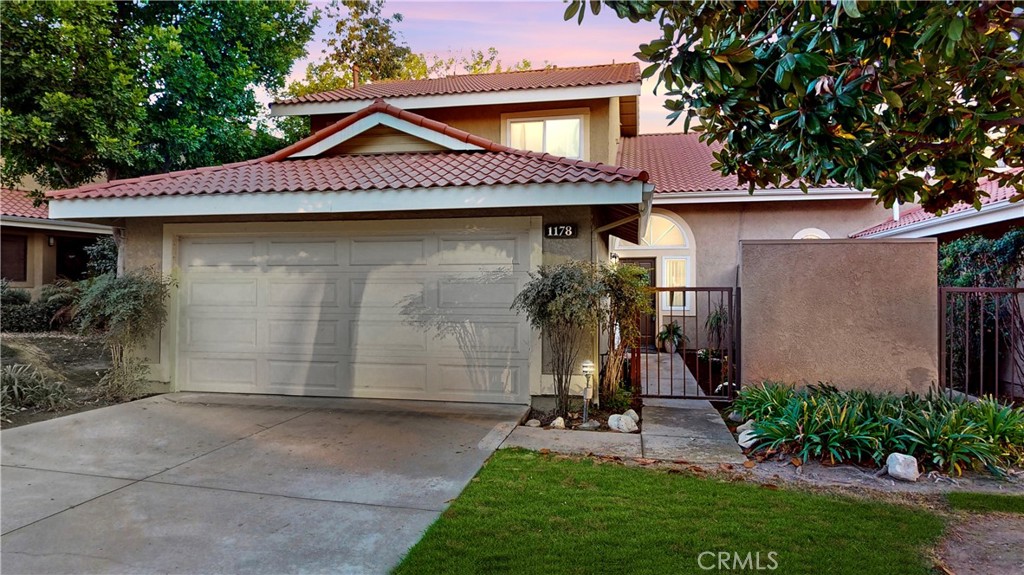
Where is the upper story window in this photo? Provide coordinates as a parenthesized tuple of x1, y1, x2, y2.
(505, 113, 585, 160)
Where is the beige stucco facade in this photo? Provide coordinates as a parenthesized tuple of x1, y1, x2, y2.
(739, 239, 939, 394)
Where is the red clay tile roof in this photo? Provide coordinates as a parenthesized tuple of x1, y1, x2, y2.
(1, 188, 48, 219)
(618, 133, 849, 194)
(275, 63, 640, 105)
(851, 174, 1022, 237)
(48, 100, 647, 201)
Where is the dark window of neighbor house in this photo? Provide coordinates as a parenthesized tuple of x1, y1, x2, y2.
(55, 236, 93, 281)
(1, 234, 28, 282)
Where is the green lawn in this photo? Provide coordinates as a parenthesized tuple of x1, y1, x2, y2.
(947, 491, 1024, 514)
(395, 450, 944, 575)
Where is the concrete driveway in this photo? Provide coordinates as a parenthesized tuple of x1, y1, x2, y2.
(1, 393, 527, 574)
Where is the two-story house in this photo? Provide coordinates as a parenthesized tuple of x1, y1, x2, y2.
(46, 62, 889, 406)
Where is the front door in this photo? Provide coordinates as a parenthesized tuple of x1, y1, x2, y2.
(621, 257, 656, 350)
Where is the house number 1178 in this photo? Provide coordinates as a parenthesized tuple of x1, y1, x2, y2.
(545, 224, 577, 238)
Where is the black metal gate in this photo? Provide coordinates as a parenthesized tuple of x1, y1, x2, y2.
(939, 287, 1024, 402)
(629, 287, 740, 400)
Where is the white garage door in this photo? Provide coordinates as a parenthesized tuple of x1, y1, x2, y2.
(175, 219, 534, 404)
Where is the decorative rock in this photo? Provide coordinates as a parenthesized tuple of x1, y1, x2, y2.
(885, 453, 921, 482)
(623, 409, 640, 423)
(577, 420, 600, 430)
(737, 429, 758, 449)
(524, 419, 541, 428)
(608, 413, 639, 433)
(550, 417, 566, 429)
(736, 420, 755, 434)
(727, 411, 745, 423)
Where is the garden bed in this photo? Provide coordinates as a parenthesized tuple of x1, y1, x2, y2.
(1, 333, 116, 428)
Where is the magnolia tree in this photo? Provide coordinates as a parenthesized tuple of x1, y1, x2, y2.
(512, 260, 652, 416)
(567, 0, 1024, 213)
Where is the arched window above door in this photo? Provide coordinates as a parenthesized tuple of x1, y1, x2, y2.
(616, 214, 689, 249)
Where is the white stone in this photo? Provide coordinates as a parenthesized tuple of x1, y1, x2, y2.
(608, 414, 638, 433)
(738, 429, 758, 449)
(577, 420, 600, 430)
(524, 419, 541, 428)
(550, 417, 566, 429)
(736, 420, 755, 434)
(885, 453, 920, 482)
(623, 409, 640, 423)
(727, 411, 745, 423)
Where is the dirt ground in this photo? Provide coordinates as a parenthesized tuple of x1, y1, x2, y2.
(1, 332, 116, 429)
(938, 514, 1024, 575)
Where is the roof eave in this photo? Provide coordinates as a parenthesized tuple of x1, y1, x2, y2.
(271, 83, 642, 116)
(853, 199, 1023, 238)
(652, 188, 874, 204)
(1, 214, 114, 234)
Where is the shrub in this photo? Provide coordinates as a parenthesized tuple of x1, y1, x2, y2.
(733, 383, 1024, 475)
(1, 364, 72, 421)
(75, 270, 173, 400)
(600, 263, 652, 402)
(0, 299, 62, 332)
(0, 279, 30, 305)
(84, 236, 118, 277)
(512, 261, 604, 418)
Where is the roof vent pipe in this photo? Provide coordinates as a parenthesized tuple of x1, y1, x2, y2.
(352, 65, 361, 88)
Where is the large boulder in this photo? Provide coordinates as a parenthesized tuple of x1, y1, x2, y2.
(736, 420, 755, 434)
(608, 414, 639, 433)
(885, 453, 921, 482)
(550, 417, 566, 429)
(623, 409, 640, 423)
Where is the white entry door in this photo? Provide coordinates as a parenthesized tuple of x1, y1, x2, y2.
(175, 219, 534, 404)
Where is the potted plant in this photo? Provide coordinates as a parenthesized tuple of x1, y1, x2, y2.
(657, 321, 685, 353)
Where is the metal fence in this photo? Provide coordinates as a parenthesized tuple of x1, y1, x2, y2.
(939, 287, 1024, 402)
(628, 287, 740, 400)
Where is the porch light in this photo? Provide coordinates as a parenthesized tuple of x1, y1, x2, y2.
(581, 359, 595, 422)
(609, 252, 620, 264)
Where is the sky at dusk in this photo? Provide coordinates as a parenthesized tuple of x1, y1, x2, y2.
(270, 0, 677, 134)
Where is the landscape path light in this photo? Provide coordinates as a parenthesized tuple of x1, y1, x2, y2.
(581, 359, 595, 423)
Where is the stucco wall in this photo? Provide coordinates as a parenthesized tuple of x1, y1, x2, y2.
(739, 239, 938, 394)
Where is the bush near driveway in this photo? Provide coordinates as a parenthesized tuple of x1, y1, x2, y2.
(395, 450, 943, 575)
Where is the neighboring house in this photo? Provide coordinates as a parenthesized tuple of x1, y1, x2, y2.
(43, 62, 892, 405)
(852, 174, 1023, 241)
(1, 187, 113, 296)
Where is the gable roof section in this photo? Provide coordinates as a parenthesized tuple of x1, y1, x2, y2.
(47, 100, 647, 201)
(618, 133, 859, 199)
(275, 63, 640, 106)
(2, 188, 48, 219)
(852, 174, 1023, 238)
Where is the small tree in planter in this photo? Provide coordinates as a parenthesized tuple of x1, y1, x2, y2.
(599, 263, 652, 403)
(74, 269, 174, 400)
(512, 260, 604, 418)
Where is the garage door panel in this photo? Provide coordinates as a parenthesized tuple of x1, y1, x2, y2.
(349, 320, 428, 352)
(182, 240, 260, 269)
(438, 277, 520, 309)
(351, 362, 428, 392)
(266, 360, 341, 393)
(266, 240, 339, 267)
(267, 279, 340, 308)
(436, 364, 521, 397)
(186, 357, 257, 388)
(435, 321, 525, 354)
(438, 237, 520, 265)
(350, 238, 428, 266)
(268, 319, 341, 349)
(187, 279, 258, 307)
(349, 278, 426, 309)
(186, 317, 258, 350)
